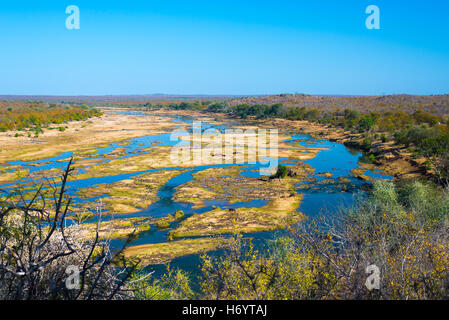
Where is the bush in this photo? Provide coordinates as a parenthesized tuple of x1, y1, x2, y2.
(360, 153, 376, 163)
(271, 165, 288, 179)
(0, 102, 102, 133)
(155, 220, 170, 229)
(174, 209, 185, 220)
(362, 137, 372, 151)
(0, 161, 139, 300)
(130, 266, 194, 300)
(417, 132, 449, 185)
(358, 115, 376, 132)
(198, 181, 449, 300)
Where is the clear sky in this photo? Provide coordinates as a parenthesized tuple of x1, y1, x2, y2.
(0, 0, 448, 96)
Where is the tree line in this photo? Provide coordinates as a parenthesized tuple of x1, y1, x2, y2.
(141, 100, 449, 185)
(0, 102, 102, 133)
(2, 162, 448, 300)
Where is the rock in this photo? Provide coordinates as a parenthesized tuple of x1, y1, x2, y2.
(318, 172, 333, 178)
(337, 177, 351, 183)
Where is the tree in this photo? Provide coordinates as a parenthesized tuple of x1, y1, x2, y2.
(199, 181, 449, 300)
(272, 165, 288, 180)
(0, 159, 139, 300)
(418, 132, 449, 186)
(305, 109, 319, 121)
(358, 115, 376, 132)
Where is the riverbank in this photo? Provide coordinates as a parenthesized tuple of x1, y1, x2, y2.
(0, 109, 187, 164)
(123, 237, 230, 265)
(0, 107, 394, 266)
(169, 194, 303, 238)
(150, 108, 428, 180)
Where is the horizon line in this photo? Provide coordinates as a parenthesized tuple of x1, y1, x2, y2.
(1, 92, 448, 100)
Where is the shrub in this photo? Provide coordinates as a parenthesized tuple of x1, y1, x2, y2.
(0, 160, 138, 300)
(358, 115, 376, 132)
(155, 220, 170, 229)
(417, 132, 449, 185)
(130, 266, 194, 300)
(362, 137, 372, 151)
(271, 165, 288, 179)
(0, 102, 102, 132)
(198, 181, 449, 300)
(360, 153, 376, 163)
(174, 209, 185, 220)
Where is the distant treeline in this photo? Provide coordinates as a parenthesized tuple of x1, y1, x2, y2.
(0, 102, 102, 132)
(141, 100, 449, 184)
(141, 100, 448, 131)
(225, 93, 449, 116)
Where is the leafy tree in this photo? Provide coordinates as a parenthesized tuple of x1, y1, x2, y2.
(358, 114, 376, 132)
(199, 181, 449, 300)
(272, 164, 288, 179)
(418, 132, 449, 185)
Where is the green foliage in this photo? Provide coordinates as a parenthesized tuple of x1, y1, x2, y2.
(206, 102, 226, 113)
(34, 125, 43, 137)
(394, 125, 441, 147)
(139, 99, 448, 185)
(344, 109, 361, 120)
(73, 210, 94, 224)
(413, 109, 440, 126)
(155, 220, 171, 229)
(129, 266, 194, 300)
(418, 132, 449, 157)
(286, 106, 306, 120)
(0, 102, 102, 132)
(360, 153, 376, 164)
(397, 180, 449, 221)
(305, 108, 319, 121)
(394, 125, 449, 184)
(358, 114, 376, 132)
(198, 181, 449, 300)
(361, 137, 372, 151)
(271, 164, 288, 179)
(174, 209, 184, 220)
(417, 132, 449, 185)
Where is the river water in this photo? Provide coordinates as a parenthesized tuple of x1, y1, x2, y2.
(0, 110, 392, 279)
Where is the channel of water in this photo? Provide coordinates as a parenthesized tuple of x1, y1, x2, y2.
(0, 110, 392, 279)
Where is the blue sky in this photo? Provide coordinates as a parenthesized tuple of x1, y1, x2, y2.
(0, 0, 448, 95)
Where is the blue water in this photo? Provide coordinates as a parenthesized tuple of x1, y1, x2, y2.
(0, 110, 392, 277)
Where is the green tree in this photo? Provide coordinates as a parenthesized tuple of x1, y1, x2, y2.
(272, 164, 288, 179)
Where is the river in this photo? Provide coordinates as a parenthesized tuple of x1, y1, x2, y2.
(0, 110, 392, 280)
